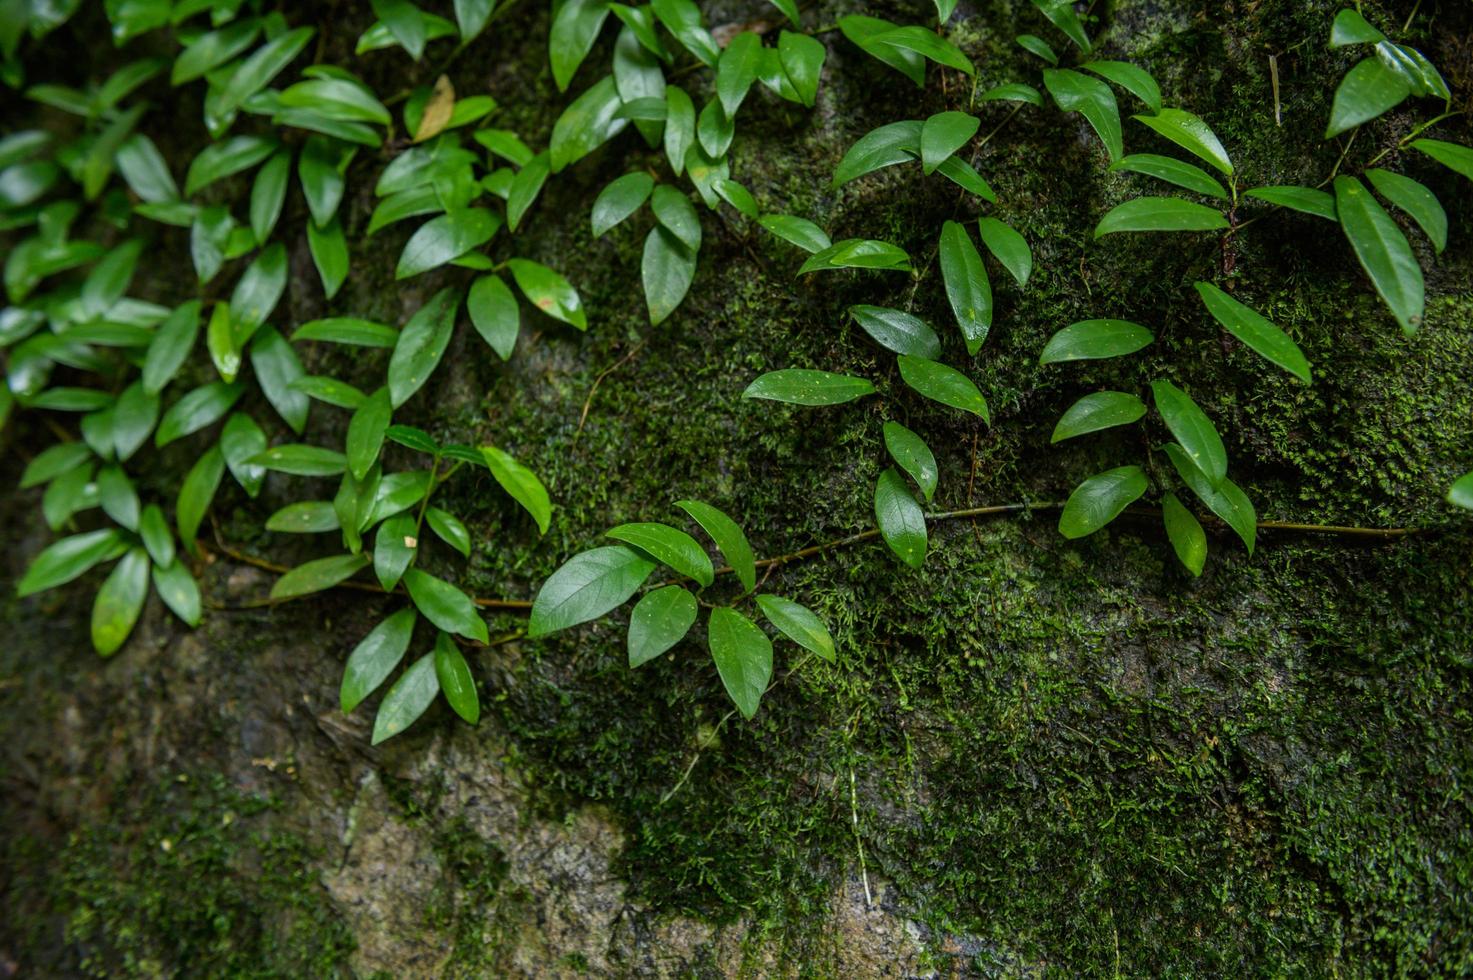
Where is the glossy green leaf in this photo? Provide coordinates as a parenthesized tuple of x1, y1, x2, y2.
(708, 606, 772, 719)
(628, 584, 697, 667)
(935, 219, 992, 357)
(396, 208, 499, 279)
(480, 445, 552, 533)
(1194, 282, 1312, 383)
(402, 568, 488, 643)
(434, 631, 479, 723)
(1151, 379, 1227, 486)
(848, 305, 941, 360)
(373, 514, 418, 589)
(1334, 175, 1424, 334)
(549, 75, 628, 173)
(1243, 185, 1337, 220)
(642, 225, 697, 326)
(152, 559, 201, 627)
(1033, 0, 1090, 50)
(1411, 139, 1473, 182)
(90, 547, 149, 656)
(1042, 68, 1122, 161)
(550, 0, 611, 91)
(155, 381, 243, 446)
(1330, 8, 1384, 47)
(372, 0, 427, 59)
(675, 499, 755, 594)
(528, 545, 657, 637)
(757, 215, 831, 253)
(695, 97, 733, 158)
(651, 0, 720, 65)
(290, 376, 367, 409)
(1050, 391, 1147, 443)
(920, 110, 979, 175)
(206, 302, 242, 383)
(265, 501, 340, 533)
(714, 178, 758, 218)
(249, 327, 310, 434)
(506, 151, 550, 232)
(184, 134, 278, 196)
(1447, 472, 1473, 511)
(870, 25, 974, 76)
(1109, 154, 1227, 199)
(882, 421, 938, 502)
(1326, 57, 1409, 138)
(466, 274, 519, 360)
(455, 0, 494, 40)
(346, 387, 392, 481)
(172, 19, 261, 85)
(591, 172, 653, 236)
(1058, 466, 1147, 538)
(778, 30, 824, 108)
(797, 239, 911, 275)
(112, 381, 160, 462)
(1040, 319, 1153, 363)
(216, 27, 314, 123)
(248, 443, 348, 476)
(229, 242, 286, 339)
(307, 217, 349, 299)
(898, 356, 989, 421)
(281, 77, 390, 128)
(389, 287, 460, 407)
(506, 258, 586, 329)
(371, 653, 439, 744)
(1163, 443, 1256, 554)
(742, 370, 875, 406)
(663, 85, 695, 176)
(1366, 169, 1446, 253)
(341, 608, 416, 712)
(246, 148, 290, 243)
(20, 442, 92, 490)
(716, 30, 761, 116)
(1081, 60, 1161, 113)
(1095, 197, 1229, 237)
(840, 16, 925, 86)
(1016, 34, 1058, 65)
(980, 82, 1043, 105)
(756, 594, 834, 662)
(607, 522, 713, 586)
(975, 217, 1033, 288)
(874, 467, 926, 569)
(97, 465, 140, 530)
(217, 412, 267, 497)
(1132, 109, 1232, 175)
(291, 317, 398, 348)
(16, 528, 125, 597)
(176, 446, 225, 551)
(1161, 492, 1206, 576)
(832, 120, 920, 188)
(115, 132, 180, 204)
(422, 507, 468, 558)
(297, 136, 351, 227)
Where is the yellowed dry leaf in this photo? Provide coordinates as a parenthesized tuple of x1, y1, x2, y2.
(413, 75, 455, 143)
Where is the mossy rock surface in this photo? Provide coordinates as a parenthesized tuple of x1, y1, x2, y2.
(3, 0, 1472, 976)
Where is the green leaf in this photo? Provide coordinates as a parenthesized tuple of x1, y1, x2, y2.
(591, 172, 653, 236)
(20, 442, 92, 490)
(883, 421, 938, 501)
(1334, 175, 1424, 334)
(506, 151, 550, 232)
(434, 631, 480, 723)
(206, 302, 242, 383)
(152, 559, 201, 627)
(1366, 168, 1446, 253)
(155, 381, 243, 446)
(216, 27, 314, 123)
(628, 584, 697, 667)
(1095, 196, 1230, 237)
(369, 471, 433, 525)
(1109, 154, 1227, 199)
(466, 274, 519, 360)
(549, 75, 628, 173)
(386, 426, 440, 455)
(1151, 379, 1227, 486)
(607, 522, 713, 586)
(1447, 472, 1473, 511)
(663, 85, 695, 176)
(778, 30, 824, 108)
(396, 209, 499, 279)
(839, 15, 924, 86)
(650, 184, 700, 251)
(1016, 34, 1058, 65)
(90, 547, 149, 656)
(219, 412, 267, 497)
(389, 286, 461, 407)
(980, 82, 1043, 106)
(97, 465, 140, 530)
(423, 507, 469, 558)
(1050, 391, 1147, 443)
(920, 110, 978, 175)
(481, 445, 552, 533)
(1163, 443, 1256, 554)
(248, 443, 348, 476)
(17, 528, 126, 597)
(742, 370, 875, 406)
(1243, 185, 1337, 220)
(850, 303, 945, 360)
(172, 19, 261, 85)
(1132, 108, 1233, 175)
(975, 217, 1033, 289)
(642, 225, 697, 326)
(707, 606, 773, 719)
(112, 381, 160, 462)
(696, 98, 734, 158)
(292, 317, 399, 348)
(528, 545, 657, 637)
(307, 217, 349, 299)
(870, 25, 974, 76)
(177, 445, 225, 551)
(832, 120, 920, 188)
(1058, 466, 1148, 538)
(1194, 282, 1312, 383)
(1161, 492, 1206, 576)
(374, 514, 418, 590)
(116, 133, 179, 204)
(1042, 68, 1122, 161)
(249, 148, 291, 243)
(346, 387, 393, 481)
(341, 608, 417, 712)
(265, 501, 340, 533)
(249, 327, 310, 434)
(291, 378, 363, 413)
(1033, 0, 1090, 50)
(674, 499, 755, 594)
(714, 178, 758, 218)
(1330, 8, 1385, 47)
(372, 0, 427, 59)
(1081, 60, 1161, 113)
(230, 243, 287, 339)
(897, 356, 989, 421)
(874, 468, 926, 568)
(506, 259, 586, 329)
(402, 568, 488, 642)
(651, 0, 720, 65)
(716, 30, 761, 116)
(184, 134, 278, 196)
(281, 78, 391, 128)
(1040, 319, 1153, 363)
(455, 0, 495, 40)
(297, 137, 350, 228)
(797, 239, 911, 275)
(757, 214, 831, 253)
(371, 653, 440, 745)
(756, 594, 834, 662)
(1326, 57, 1409, 138)
(550, 0, 612, 91)
(1411, 139, 1473, 182)
(935, 219, 991, 356)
